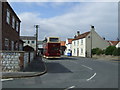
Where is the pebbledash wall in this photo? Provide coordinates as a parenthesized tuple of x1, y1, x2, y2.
(0, 51, 35, 72)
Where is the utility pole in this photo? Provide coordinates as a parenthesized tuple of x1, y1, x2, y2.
(34, 25, 39, 56)
(90, 25, 94, 58)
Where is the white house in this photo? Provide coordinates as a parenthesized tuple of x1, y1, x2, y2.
(116, 41, 120, 48)
(72, 26, 110, 57)
(65, 38, 74, 56)
(20, 36, 36, 50)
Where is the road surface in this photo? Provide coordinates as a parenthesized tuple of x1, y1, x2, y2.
(2, 56, 119, 89)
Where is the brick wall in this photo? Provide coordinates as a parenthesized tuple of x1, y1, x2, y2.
(2, 2, 21, 51)
(0, 1, 2, 50)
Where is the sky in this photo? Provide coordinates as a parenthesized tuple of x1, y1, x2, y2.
(8, 1, 118, 41)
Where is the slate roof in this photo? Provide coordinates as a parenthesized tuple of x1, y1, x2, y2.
(20, 36, 36, 40)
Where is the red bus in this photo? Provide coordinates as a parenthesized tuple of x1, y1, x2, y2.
(43, 37, 61, 58)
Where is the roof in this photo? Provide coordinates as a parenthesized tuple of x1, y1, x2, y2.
(19, 39, 24, 43)
(60, 41, 66, 46)
(38, 41, 44, 44)
(73, 31, 90, 41)
(68, 38, 74, 44)
(20, 36, 36, 40)
(107, 41, 119, 46)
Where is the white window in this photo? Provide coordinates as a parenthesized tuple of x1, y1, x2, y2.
(28, 41, 30, 44)
(81, 39, 83, 45)
(11, 41, 14, 51)
(81, 48, 83, 54)
(74, 41, 76, 46)
(12, 16, 15, 29)
(16, 21, 19, 32)
(5, 38, 9, 50)
(77, 40, 79, 45)
(74, 49, 76, 54)
(32, 41, 35, 44)
(6, 9, 10, 24)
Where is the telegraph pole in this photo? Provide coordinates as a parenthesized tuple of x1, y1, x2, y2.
(90, 25, 94, 58)
(34, 25, 39, 56)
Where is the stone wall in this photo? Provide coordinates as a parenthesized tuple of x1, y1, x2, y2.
(0, 51, 35, 72)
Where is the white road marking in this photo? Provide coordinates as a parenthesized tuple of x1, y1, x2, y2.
(82, 65, 93, 70)
(1, 78, 13, 82)
(86, 73, 96, 81)
(65, 86, 75, 90)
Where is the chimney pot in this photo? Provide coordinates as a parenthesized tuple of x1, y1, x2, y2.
(91, 25, 94, 28)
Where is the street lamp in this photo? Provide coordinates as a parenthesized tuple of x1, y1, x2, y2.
(34, 25, 39, 56)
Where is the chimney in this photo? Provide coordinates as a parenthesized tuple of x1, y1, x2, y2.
(76, 31, 80, 36)
(90, 25, 95, 31)
(103, 37, 105, 40)
(91, 25, 94, 29)
(74, 35, 77, 38)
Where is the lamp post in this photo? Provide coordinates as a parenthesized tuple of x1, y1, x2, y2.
(34, 25, 39, 56)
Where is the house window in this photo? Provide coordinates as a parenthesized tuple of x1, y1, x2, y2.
(12, 16, 15, 29)
(19, 44, 23, 51)
(28, 41, 30, 44)
(81, 39, 83, 45)
(5, 38, 9, 50)
(11, 41, 14, 51)
(74, 41, 76, 46)
(15, 42, 18, 50)
(6, 9, 10, 24)
(16, 21, 19, 32)
(74, 49, 76, 54)
(77, 40, 79, 45)
(32, 41, 35, 44)
(81, 48, 83, 54)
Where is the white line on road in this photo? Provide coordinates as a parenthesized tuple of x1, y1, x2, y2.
(86, 73, 96, 81)
(64, 86, 75, 90)
(82, 65, 93, 70)
(1, 78, 13, 82)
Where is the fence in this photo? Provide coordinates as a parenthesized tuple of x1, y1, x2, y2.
(0, 51, 35, 72)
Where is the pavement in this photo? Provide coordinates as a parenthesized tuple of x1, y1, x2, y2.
(2, 56, 47, 79)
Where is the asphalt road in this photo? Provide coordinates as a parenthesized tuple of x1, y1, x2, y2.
(2, 56, 119, 89)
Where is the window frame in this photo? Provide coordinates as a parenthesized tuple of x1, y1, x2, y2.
(6, 9, 10, 24)
(12, 16, 15, 29)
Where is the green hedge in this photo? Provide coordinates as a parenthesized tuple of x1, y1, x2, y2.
(92, 46, 120, 56)
(112, 48, 120, 56)
(105, 46, 116, 55)
(92, 48, 104, 55)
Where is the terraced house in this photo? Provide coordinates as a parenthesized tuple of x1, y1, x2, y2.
(72, 26, 109, 57)
(0, 2, 23, 51)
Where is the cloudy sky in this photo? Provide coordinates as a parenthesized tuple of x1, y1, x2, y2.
(8, 1, 118, 41)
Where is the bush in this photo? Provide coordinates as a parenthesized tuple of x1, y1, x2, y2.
(105, 46, 116, 55)
(92, 48, 99, 55)
(112, 48, 120, 56)
(96, 49, 103, 55)
(92, 48, 103, 55)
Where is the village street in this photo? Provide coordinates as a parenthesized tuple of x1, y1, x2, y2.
(2, 56, 118, 89)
